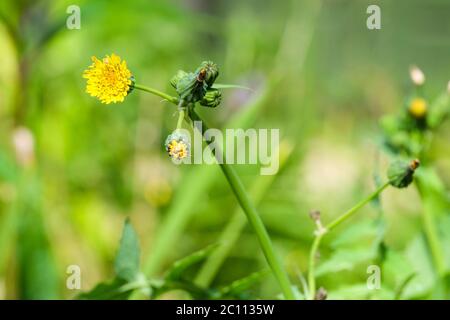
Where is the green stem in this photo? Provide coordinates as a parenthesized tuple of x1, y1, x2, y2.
(176, 108, 185, 130)
(134, 84, 179, 104)
(307, 181, 390, 300)
(189, 109, 295, 300)
(307, 232, 323, 300)
(135, 86, 295, 299)
(415, 173, 446, 277)
(422, 204, 446, 277)
(195, 143, 293, 288)
(326, 182, 390, 232)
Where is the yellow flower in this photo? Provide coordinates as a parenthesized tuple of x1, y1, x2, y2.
(83, 54, 133, 104)
(165, 132, 190, 160)
(166, 139, 189, 160)
(408, 98, 427, 118)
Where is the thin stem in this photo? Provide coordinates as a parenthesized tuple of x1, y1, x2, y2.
(195, 142, 293, 288)
(134, 84, 179, 104)
(136, 86, 295, 299)
(307, 233, 323, 300)
(189, 109, 295, 300)
(176, 109, 185, 130)
(415, 173, 446, 277)
(422, 208, 446, 277)
(307, 181, 390, 300)
(326, 182, 390, 232)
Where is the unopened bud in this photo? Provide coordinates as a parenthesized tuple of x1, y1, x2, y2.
(176, 72, 207, 103)
(170, 70, 188, 89)
(309, 210, 326, 236)
(309, 210, 321, 222)
(200, 89, 222, 108)
(197, 61, 219, 87)
(410, 65, 425, 86)
(388, 159, 420, 188)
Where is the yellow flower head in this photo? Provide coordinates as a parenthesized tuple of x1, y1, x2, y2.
(408, 98, 427, 119)
(167, 140, 189, 160)
(83, 54, 133, 104)
(165, 132, 190, 160)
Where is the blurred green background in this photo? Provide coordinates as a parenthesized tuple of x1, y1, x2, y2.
(0, 0, 449, 299)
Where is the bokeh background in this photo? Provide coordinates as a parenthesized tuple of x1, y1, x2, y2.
(0, 0, 450, 299)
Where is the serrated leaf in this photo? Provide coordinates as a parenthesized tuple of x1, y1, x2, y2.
(114, 218, 140, 282)
(165, 244, 218, 282)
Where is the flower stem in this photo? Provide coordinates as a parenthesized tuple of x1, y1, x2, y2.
(189, 109, 295, 300)
(134, 84, 179, 104)
(415, 172, 446, 277)
(195, 142, 293, 288)
(136, 85, 295, 299)
(176, 108, 185, 130)
(307, 232, 323, 300)
(307, 181, 390, 300)
(326, 182, 390, 232)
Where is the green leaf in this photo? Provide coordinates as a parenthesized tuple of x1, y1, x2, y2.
(315, 247, 376, 277)
(394, 273, 416, 300)
(403, 235, 436, 298)
(212, 83, 252, 90)
(16, 175, 59, 299)
(0, 149, 17, 181)
(219, 269, 270, 298)
(382, 249, 415, 294)
(438, 215, 450, 273)
(428, 92, 450, 128)
(330, 219, 378, 248)
(77, 277, 132, 300)
(165, 244, 218, 282)
(114, 218, 140, 282)
(327, 283, 394, 300)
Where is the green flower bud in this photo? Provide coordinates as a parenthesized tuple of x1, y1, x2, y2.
(196, 61, 219, 87)
(176, 72, 208, 103)
(388, 159, 420, 188)
(170, 70, 188, 89)
(173, 61, 219, 103)
(200, 88, 222, 108)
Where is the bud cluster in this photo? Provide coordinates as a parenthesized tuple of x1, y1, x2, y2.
(170, 61, 221, 107)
